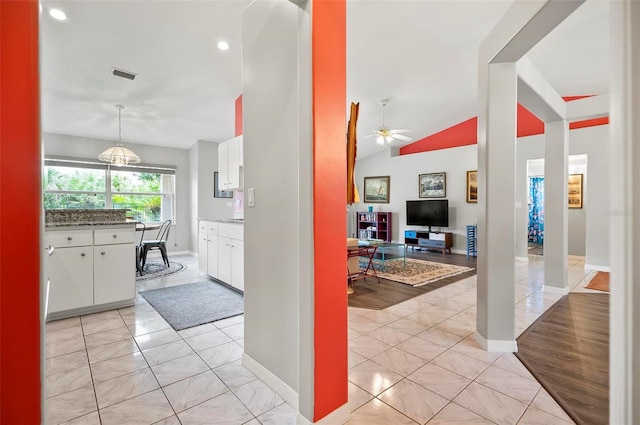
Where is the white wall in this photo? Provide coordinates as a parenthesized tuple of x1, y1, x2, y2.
(188, 139, 236, 252)
(44, 132, 192, 253)
(242, 0, 312, 415)
(351, 144, 478, 253)
(353, 124, 609, 266)
(517, 125, 610, 268)
(524, 156, 588, 256)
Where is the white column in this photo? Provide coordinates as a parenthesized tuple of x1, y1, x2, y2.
(475, 62, 517, 352)
(610, 1, 640, 423)
(543, 120, 569, 293)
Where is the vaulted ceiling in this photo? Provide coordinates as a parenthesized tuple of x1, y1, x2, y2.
(40, 0, 609, 159)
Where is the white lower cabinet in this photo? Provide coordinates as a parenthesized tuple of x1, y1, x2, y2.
(216, 236, 244, 291)
(198, 233, 208, 273)
(48, 245, 93, 313)
(199, 220, 243, 292)
(94, 243, 135, 305)
(46, 225, 135, 319)
(217, 236, 232, 285)
(230, 239, 244, 291)
(207, 236, 218, 278)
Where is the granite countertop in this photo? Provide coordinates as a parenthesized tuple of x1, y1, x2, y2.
(45, 221, 137, 228)
(199, 218, 244, 224)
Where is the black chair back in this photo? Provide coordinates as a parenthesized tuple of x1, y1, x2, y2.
(156, 219, 172, 242)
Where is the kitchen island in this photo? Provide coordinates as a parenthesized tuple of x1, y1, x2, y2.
(45, 209, 137, 320)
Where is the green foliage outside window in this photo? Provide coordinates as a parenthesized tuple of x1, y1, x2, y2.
(44, 165, 172, 223)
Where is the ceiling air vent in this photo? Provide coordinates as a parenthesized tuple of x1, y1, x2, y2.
(111, 68, 137, 81)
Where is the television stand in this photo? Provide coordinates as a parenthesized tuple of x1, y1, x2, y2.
(404, 230, 453, 254)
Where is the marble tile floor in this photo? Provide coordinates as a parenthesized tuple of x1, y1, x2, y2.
(45, 254, 597, 424)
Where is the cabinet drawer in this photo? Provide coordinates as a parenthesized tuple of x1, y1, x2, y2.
(418, 238, 445, 248)
(47, 230, 93, 248)
(94, 228, 135, 245)
(219, 223, 243, 240)
(207, 223, 219, 235)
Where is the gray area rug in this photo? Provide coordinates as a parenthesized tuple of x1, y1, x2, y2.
(139, 280, 244, 331)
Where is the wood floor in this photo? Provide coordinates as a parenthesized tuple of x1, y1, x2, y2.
(516, 293, 609, 425)
(348, 248, 477, 310)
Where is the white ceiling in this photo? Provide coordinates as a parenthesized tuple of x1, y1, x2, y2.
(40, 0, 609, 158)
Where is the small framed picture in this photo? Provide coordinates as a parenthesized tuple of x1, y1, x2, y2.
(214, 171, 233, 198)
(419, 172, 446, 198)
(568, 173, 583, 208)
(466, 170, 478, 203)
(364, 176, 390, 203)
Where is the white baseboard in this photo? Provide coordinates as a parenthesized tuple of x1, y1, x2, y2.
(242, 353, 298, 410)
(585, 264, 611, 272)
(515, 256, 529, 262)
(475, 331, 518, 352)
(296, 403, 350, 425)
(543, 285, 570, 295)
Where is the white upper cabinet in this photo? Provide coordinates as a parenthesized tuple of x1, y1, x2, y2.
(218, 135, 243, 190)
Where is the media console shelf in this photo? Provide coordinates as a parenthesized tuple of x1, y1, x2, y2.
(405, 230, 453, 254)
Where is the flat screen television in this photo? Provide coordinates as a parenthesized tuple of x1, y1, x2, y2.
(406, 199, 449, 228)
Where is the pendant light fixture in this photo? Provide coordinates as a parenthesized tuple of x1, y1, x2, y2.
(98, 104, 141, 166)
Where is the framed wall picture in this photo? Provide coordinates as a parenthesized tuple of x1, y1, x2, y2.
(419, 172, 446, 198)
(466, 170, 478, 203)
(364, 176, 390, 203)
(214, 171, 233, 198)
(568, 173, 583, 208)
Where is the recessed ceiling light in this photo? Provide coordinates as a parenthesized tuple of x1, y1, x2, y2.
(217, 41, 229, 51)
(49, 8, 67, 21)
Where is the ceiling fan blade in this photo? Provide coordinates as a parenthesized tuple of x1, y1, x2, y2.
(362, 134, 375, 139)
(391, 129, 411, 133)
(392, 134, 413, 142)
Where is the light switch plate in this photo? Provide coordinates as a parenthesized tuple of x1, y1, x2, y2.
(248, 188, 255, 207)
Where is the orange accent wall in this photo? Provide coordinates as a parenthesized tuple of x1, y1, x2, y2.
(399, 117, 478, 155)
(400, 98, 608, 156)
(235, 95, 243, 136)
(570, 116, 609, 129)
(0, 0, 42, 422)
(312, 0, 347, 420)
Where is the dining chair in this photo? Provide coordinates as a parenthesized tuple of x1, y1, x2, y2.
(135, 222, 146, 274)
(140, 219, 172, 269)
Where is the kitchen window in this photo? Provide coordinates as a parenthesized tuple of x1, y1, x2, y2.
(44, 158, 175, 223)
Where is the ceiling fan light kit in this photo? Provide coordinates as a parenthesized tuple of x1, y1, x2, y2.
(98, 105, 142, 166)
(369, 98, 413, 145)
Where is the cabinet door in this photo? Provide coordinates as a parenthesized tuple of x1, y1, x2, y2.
(230, 239, 244, 291)
(48, 246, 93, 313)
(94, 244, 135, 305)
(227, 137, 241, 190)
(237, 135, 243, 167)
(198, 233, 208, 274)
(218, 141, 230, 190)
(207, 236, 218, 278)
(217, 236, 232, 285)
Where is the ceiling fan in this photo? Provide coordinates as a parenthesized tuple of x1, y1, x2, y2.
(366, 99, 413, 145)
